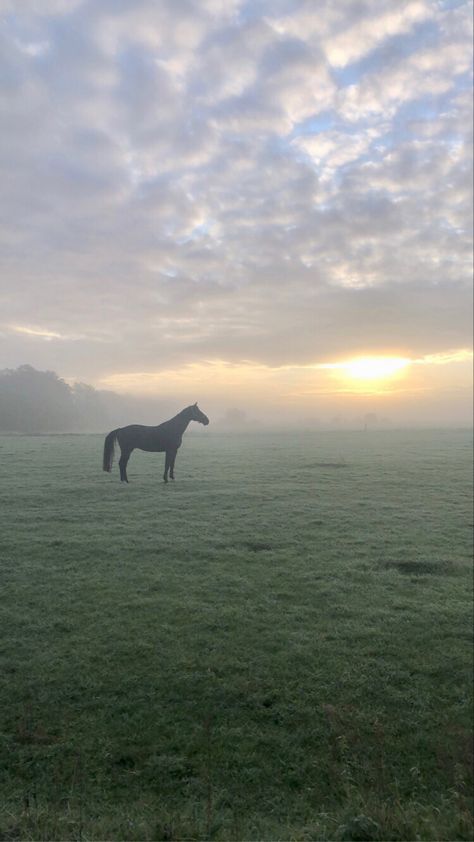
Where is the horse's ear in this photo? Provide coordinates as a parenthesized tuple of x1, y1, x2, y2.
(194, 402, 198, 407)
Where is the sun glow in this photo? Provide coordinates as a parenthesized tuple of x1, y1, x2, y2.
(341, 357, 411, 380)
(97, 350, 472, 404)
(318, 356, 411, 381)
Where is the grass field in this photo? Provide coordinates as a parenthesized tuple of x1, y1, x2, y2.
(0, 428, 472, 841)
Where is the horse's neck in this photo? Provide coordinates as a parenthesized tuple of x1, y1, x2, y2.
(170, 411, 192, 434)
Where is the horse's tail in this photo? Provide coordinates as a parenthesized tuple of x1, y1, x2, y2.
(103, 429, 119, 472)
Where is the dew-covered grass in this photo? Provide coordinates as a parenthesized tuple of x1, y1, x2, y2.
(0, 429, 472, 840)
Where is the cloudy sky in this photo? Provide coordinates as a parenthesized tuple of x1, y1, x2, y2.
(0, 0, 472, 424)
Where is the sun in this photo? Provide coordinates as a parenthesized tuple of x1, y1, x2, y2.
(342, 356, 411, 380)
(318, 356, 412, 386)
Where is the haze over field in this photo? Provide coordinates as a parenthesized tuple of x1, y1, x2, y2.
(0, 0, 472, 426)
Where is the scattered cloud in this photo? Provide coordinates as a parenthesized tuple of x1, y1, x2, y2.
(0, 0, 472, 422)
(9, 325, 65, 340)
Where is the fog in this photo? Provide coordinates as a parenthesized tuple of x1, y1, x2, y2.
(1, 364, 471, 434)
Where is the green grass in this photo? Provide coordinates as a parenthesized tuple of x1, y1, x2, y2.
(0, 429, 472, 841)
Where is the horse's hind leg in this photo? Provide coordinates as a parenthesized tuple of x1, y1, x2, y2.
(119, 448, 132, 483)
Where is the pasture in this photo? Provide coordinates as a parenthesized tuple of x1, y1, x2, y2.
(0, 428, 472, 841)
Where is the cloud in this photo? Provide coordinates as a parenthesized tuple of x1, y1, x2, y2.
(0, 0, 471, 422)
(9, 325, 64, 340)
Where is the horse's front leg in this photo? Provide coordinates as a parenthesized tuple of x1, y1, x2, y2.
(163, 451, 170, 483)
(169, 449, 177, 480)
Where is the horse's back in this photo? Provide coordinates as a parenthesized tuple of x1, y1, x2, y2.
(117, 423, 176, 452)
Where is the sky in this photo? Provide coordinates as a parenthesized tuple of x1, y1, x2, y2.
(0, 0, 472, 426)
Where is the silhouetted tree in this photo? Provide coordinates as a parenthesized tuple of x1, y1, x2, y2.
(0, 365, 75, 432)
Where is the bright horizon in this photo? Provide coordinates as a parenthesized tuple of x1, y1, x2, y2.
(1, 1, 472, 427)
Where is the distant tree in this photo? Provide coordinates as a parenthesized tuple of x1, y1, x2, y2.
(363, 412, 378, 430)
(0, 365, 75, 432)
(72, 382, 110, 431)
(0, 365, 176, 433)
(221, 408, 247, 426)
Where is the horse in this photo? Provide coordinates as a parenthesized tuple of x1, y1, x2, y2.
(102, 403, 209, 483)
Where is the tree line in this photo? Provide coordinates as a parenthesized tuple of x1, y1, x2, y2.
(0, 365, 180, 433)
(0, 365, 115, 433)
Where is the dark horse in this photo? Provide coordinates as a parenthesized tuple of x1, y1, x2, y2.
(103, 403, 209, 483)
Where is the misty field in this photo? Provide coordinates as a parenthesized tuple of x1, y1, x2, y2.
(0, 429, 472, 841)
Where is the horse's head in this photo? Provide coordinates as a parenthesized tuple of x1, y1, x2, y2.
(189, 403, 209, 425)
